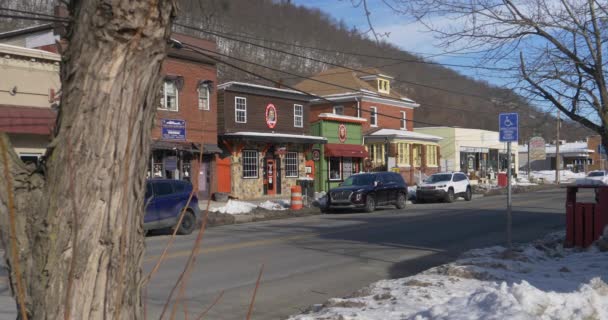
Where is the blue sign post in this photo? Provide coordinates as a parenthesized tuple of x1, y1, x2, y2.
(499, 113, 519, 142)
(499, 112, 518, 249)
(161, 119, 186, 141)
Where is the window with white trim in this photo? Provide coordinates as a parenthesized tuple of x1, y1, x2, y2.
(397, 143, 410, 166)
(235, 96, 247, 123)
(343, 157, 354, 179)
(242, 150, 258, 178)
(160, 80, 179, 111)
(378, 79, 390, 94)
(294, 104, 303, 128)
(329, 157, 341, 181)
(285, 152, 298, 177)
(400, 111, 407, 130)
(333, 105, 344, 115)
(198, 82, 210, 110)
(370, 106, 378, 126)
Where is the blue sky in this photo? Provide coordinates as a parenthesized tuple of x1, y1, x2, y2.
(291, 0, 509, 85)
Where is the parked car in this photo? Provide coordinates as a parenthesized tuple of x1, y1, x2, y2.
(324, 172, 408, 213)
(144, 179, 200, 235)
(416, 172, 472, 203)
(575, 170, 608, 185)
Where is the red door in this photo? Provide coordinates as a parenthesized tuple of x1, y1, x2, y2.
(266, 159, 276, 195)
(216, 157, 231, 193)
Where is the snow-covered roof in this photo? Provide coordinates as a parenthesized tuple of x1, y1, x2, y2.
(519, 142, 594, 155)
(217, 81, 308, 96)
(222, 132, 327, 141)
(368, 129, 443, 141)
(318, 113, 367, 123)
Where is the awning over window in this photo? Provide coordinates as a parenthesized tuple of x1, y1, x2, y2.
(324, 143, 368, 158)
(0, 105, 56, 135)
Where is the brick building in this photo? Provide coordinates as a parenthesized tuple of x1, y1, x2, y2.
(587, 135, 608, 171)
(0, 26, 221, 197)
(217, 82, 326, 199)
(295, 67, 442, 184)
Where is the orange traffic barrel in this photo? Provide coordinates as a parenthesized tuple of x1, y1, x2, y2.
(291, 185, 303, 210)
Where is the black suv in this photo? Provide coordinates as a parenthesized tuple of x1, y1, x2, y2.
(325, 172, 408, 213)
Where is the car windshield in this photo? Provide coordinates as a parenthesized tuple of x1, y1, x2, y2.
(342, 174, 376, 186)
(588, 171, 605, 177)
(427, 174, 452, 183)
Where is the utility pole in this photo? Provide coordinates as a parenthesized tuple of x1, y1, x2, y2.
(555, 109, 561, 184)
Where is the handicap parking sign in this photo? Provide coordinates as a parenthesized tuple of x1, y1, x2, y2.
(499, 113, 518, 142)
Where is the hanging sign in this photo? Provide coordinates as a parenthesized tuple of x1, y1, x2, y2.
(161, 119, 186, 141)
(265, 104, 277, 129)
(529, 136, 546, 161)
(312, 149, 321, 161)
(338, 124, 347, 143)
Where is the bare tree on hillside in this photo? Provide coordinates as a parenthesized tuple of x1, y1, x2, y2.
(0, 0, 175, 318)
(379, 0, 608, 146)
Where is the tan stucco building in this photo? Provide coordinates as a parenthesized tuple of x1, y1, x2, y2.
(0, 43, 60, 163)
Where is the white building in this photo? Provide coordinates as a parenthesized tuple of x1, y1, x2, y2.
(415, 127, 519, 181)
(519, 141, 594, 173)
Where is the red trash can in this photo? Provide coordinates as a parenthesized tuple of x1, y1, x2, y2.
(497, 172, 508, 187)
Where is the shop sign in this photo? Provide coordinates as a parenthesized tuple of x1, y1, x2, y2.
(459, 146, 489, 153)
(312, 149, 321, 161)
(164, 156, 178, 171)
(265, 104, 277, 129)
(529, 136, 546, 161)
(338, 124, 347, 143)
(161, 119, 186, 141)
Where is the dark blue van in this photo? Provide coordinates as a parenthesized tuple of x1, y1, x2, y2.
(144, 179, 200, 235)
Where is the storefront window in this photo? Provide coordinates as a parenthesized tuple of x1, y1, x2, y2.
(397, 143, 410, 166)
(242, 150, 258, 178)
(285, 152, 298, 177)
(343, 158, 354, 179)
(413, 145, 421, 167)
(329, 157, 341, 181)
(427, 145, 438, 166)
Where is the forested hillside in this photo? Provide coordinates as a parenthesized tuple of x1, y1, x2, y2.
(0, 0, 592, 141)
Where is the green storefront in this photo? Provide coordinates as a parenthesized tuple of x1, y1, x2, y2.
(310, 113, 369, 192)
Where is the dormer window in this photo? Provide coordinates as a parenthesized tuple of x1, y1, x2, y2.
(378, 79, 390, 94)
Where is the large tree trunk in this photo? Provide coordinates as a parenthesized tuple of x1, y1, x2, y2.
(0, 0, 175, 319)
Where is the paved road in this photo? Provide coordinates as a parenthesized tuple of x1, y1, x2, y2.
(0, 188, 585, 319)
(142, 187, 579, 320)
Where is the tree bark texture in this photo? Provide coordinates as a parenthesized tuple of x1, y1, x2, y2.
(0, 0, 175, 319)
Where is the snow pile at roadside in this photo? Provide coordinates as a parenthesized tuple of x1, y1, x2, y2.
(530, 170, 585, 183)
(210, 200, 257, 214)
(289, 232, 608, 320)
(258, 200, 289, 211)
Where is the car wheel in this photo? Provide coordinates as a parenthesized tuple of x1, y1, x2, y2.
(445, 188, 455, 203)
(176, 210, 196, 235)
(364, 195, 376, 213)
(464, 186, 472, 201)
(395, 192, 406, 209)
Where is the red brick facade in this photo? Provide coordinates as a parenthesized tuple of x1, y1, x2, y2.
(309, 101, 414, 133)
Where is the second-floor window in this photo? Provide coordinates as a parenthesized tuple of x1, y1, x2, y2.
(370, 106, 378, 126)
(235, 96, 247, 123)
(198, 82, 210, 110)
(294, 104, 303, 128)
(333, 105, 344, 115)
(160, 80, 179, 111)
(400, 111, 407, 130)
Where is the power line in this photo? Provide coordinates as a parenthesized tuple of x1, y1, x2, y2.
(182, 43, 450, 128)
(182, 42, 503, 116)
(180, 24, 515, 71)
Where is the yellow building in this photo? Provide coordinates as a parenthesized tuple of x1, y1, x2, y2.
(0, 43, 60, 164)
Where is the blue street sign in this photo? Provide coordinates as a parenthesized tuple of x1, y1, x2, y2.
(499, 113, 519, 142)
(161, 119, 186, 141)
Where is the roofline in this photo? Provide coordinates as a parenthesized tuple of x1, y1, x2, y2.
(359, 73, 395, 80)
(318, 113, 368, 124)
(218, 81, 311, 97)
(310, 93, 419, 109)
(0, 43, 60, 62)
(0, 24, 53, 40)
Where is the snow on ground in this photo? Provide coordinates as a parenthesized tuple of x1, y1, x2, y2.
(210, 200, 258, 214)
(528, 170, 586, 183)
(288, 232, 608, 320)
(210, 199, 291, 214)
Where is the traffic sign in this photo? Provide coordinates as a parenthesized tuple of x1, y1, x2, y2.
(499, 113, 519, 142)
